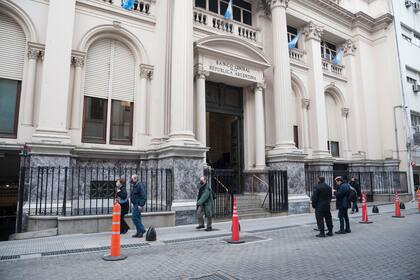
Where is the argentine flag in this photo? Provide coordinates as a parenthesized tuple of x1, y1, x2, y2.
(224, 0, 233, 20)
(288, 32, 301, 49)
(121, 0, 134, 10)
(332, 48, 344, 65)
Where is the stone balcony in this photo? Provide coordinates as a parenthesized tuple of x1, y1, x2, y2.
(289, 48, 306, 66)
(193, 9, 261, 47)
(322, 59, 345, 78)
(96, 0, 152, 14)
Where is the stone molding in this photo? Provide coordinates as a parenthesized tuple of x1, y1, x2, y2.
(301, 98, 310, 110)
(140, 64, 154, 80)
(294, 0, 393, 34)
(303, 21, 324, 41)
(342, 107, 349, 118)
(71, 56, 85, 67)
(342, 39, 357, 56)
(252, 81, 266, 92)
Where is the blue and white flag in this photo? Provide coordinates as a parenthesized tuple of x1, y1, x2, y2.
(332, 48, 344, 65)
(121, 0, 134, 10)
(288, 32, 301, 49)
(224, 0, 233, 20)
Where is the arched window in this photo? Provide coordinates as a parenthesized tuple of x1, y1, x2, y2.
(325, 92, 341, 157)
(0, 12, 26, 138)
(82, 39, 135, 145)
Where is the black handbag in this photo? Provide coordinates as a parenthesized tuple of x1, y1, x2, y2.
(145, 226, 157, 241)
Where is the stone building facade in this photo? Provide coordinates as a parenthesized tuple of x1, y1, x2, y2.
(0, 0, 414, 223)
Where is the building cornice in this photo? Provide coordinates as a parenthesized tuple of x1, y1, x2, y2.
(290, 0, 393, 34)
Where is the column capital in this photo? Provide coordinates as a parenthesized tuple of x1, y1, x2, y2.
(140, 64, 154, 80)
(194, 63, 209, 79)
(342, 107, 349, 118)
(27, 42, 45, 60)
(253, 81, 266, 92)
(301, 98, 310, 110)
(259, 0, 288, 15)
(303, 21, 324, 41)
(342, 39, 357, 56)
(71, 56, 85, 67)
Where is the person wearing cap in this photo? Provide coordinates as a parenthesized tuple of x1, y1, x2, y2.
(333, 176, 351, 234)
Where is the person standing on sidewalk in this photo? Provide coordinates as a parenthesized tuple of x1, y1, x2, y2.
(350, 176, 361, 214)
(116, 178, 130, 234)
(334, 176, 351, 234)
(130, 174, 147, 238)
(311, 176, 333, 237)
(196, 176, 214, 231)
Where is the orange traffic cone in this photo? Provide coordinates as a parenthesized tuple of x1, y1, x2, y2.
(359, 192, 373, 224)
(228, 196, 244, 244)
(417, 189, 420, 214)
(392, 192, 405, 218)
(103, 201, 127, 261)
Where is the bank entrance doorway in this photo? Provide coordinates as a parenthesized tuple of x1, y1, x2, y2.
(205, 81, 244, 194)
(0, 150, 20, 241)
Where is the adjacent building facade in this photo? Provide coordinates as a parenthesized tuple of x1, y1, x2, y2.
(0, 0, 415, 228)
(391, 0, 420, 192)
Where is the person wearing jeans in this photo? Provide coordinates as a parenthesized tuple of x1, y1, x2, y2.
(334, 176, 351, 234)
(350, 177, 361, 214)
(130, 174, 147, 238)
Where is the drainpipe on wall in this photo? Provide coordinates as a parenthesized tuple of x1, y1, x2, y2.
(389, 0, 416, 201)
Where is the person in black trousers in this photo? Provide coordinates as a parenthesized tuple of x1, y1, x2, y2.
(311, 176, 333, 237)
(116, 178, 130, 234)
(334, 176, 351, 234)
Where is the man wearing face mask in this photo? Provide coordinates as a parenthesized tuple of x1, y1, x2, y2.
(130, 174, 147, 238)
(196, 176, 214, 231)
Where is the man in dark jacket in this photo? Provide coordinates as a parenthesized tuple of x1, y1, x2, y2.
(311, 176, 333, 237)
(130, 174, 147, 238)
(334, 176, 351, 234)
(350, 176, 361, 214)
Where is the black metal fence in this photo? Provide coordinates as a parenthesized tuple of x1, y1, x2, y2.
(19, 166, 173, 217)
(204, 168, 234, 218)
(305, 171, 408, 199)
(268, 170, 288, 213)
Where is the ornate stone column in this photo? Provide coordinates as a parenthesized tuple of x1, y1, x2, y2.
(303, 21, 330, 159)
(22, 46, 42, 126)
(138, 64, 154, 137)
(70, 55, 85, 130)
(33, 0, 77, 143)
(301, 98, 311, 153)
(341, 108, 351, 159)
(342, 39, 365, 159)
(194, 63, 209, 147)
(169, 0, 195, 142)
(268, 0, 298, 154)
(254, 82, 266, 169)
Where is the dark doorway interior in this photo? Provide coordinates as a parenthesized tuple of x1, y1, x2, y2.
(0, 150, 20, 241)
(205, 81, 244, 193)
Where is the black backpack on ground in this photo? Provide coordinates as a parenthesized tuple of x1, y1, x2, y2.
(372, 205, 379, 213)
(400, 202, 406, 210)
(145, 226, 157, 241)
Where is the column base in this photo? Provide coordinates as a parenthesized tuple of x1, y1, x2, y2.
(288, 194, 310, 215)
(310, 149, 332, 159)
(171, 200, 197, 226)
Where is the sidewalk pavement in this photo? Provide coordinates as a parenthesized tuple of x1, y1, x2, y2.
(0, 201, 418, 260)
